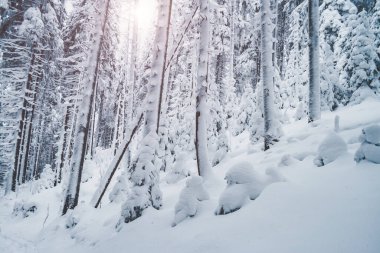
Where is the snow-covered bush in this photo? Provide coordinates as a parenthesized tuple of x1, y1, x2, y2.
(314, 133, 347, 167)
(355, 125, 380, 164)
(31, 164, 55, 193)
(212, 132, 229, 167)
(65, 213, 79, 229)
(349, 86, 378, 105)
(172, 176, 209, 227)
(13, 201, 38, 218)
(216, 162, 284, 215)
(18, 7, 44, 42)
(40, 164, 55, 188)
(109, 172, 128, 203)
(165, 152, 191, 184)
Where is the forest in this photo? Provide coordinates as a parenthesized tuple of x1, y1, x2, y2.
(0, 0, 380, 252)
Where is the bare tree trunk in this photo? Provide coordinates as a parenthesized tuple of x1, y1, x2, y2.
(308, 0, 320, 123)
(54, 105, 71, 185)
(261, 0, 277, 151)
(20, 69, 42, 184)
(11, 50, 36, 192)
(86, 82, 98, 159)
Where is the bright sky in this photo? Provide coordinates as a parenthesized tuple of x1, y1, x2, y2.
(119, 0, 157, 39)
(64, 0, 157, 40)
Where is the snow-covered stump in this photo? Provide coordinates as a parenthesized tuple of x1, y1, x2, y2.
(355, 125, 380, 164)
(171, 176, 209, 227)
(216, 162, 284, 215)
(314, 132, 347, 167)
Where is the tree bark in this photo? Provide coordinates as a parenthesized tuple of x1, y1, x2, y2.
(308, 0, 321, 123)
(195, 0, 211, 177)
(11, 50, 36, 191)
(261, 0, 276, 151)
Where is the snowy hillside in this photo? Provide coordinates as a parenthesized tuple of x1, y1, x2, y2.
(1, 98, 379, 253)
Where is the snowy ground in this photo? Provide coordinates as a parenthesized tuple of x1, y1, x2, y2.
(1, 98, 380, 253)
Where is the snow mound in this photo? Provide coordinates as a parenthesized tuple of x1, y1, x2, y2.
(355, 143, 380, 164)
(224, 161, 257, 184)
(278, 154, 298, 166)
(172, 176, 209, 227)
(216, 162, 284, 215)
(215, 184, 248, 215)
(359, 124, 380, 145)
(314, 132, 347, 167)
(355, 125, 380, 164)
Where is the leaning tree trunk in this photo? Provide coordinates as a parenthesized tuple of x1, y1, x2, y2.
(62, 0, 112, 215)
(195, 0, 211, 177)
(260, 0, 277, 151)
(308, 0, 320, 123)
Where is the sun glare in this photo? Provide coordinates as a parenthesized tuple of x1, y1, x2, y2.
(135, 0, 157, 33)
(119, 0, 157, 40)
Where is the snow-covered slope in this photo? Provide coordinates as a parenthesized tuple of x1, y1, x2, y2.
(1, 98, 380, 253)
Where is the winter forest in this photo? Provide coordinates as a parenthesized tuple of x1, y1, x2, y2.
(0, 0, 380, 252)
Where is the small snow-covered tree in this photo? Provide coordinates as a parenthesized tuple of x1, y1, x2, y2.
(119, 0, 173, 223)
(172, 176, 209, 226)
(336, 10, 379, 102)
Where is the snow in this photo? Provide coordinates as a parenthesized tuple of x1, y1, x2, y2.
(0, 98, 380, 253)
(165, 152, 191, 184)
(314, 132, 347, 166)
(18, 7, 44, 41)
(355, 124, 380, 164)
(355, 143, 380, 164)
(224, 161, 256, 184)
(216, 162, 285, 215)
(359, 124, 380, 145)
(12, 201, 38, 218)
(172, 176, 209, 226)
(0, 0, 8, 9)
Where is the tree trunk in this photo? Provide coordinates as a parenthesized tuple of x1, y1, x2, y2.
(119, 0, 173, 224)
(62, 0, 112, 215)
(195, 0, 211, 177)
(11, 50, 36, 191)
(308, 0, 320, 123)
(261, 0, 276, 151)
